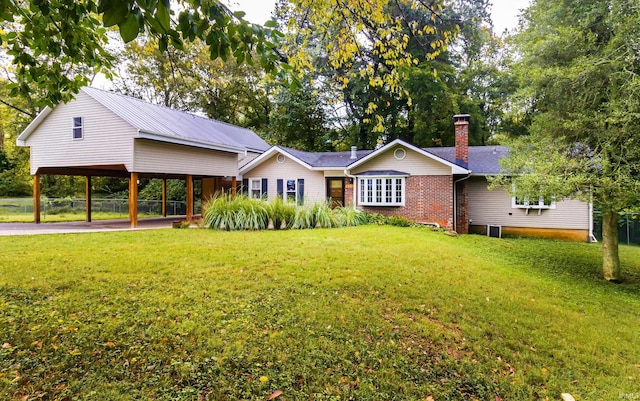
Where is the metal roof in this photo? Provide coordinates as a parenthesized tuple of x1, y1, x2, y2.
(82, 87, 270, 153)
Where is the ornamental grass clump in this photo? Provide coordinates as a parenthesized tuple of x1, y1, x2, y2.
(333, 206, 368, 227)
(265, 197, 297, 229)
(202, 194, 268, 231)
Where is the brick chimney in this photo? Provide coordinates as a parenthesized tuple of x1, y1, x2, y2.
(454, 114, 470, 169)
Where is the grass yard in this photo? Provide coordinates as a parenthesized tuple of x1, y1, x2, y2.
(0, 226, 638, 400)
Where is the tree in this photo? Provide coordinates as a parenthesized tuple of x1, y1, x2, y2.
(1, 0, 286, 109)
(114, 38, 271, 131)
(491, 0, 640, 281)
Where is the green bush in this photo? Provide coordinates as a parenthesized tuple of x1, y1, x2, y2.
(386, 215, 416, 227)
(265, 197, 296, 229)
(332, 207, 368, 227)
(202, 194, 268, 231)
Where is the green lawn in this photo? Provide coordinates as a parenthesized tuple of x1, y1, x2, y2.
(0, 227, 638, 400)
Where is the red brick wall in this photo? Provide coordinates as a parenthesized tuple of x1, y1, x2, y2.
(358, 175, 454, 229)
(455, 180, 469, 234)
(344, 178, 354, 207)
(455, 121, 469, 166)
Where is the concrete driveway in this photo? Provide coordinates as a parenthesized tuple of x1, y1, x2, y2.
(0, 217, 187, 236)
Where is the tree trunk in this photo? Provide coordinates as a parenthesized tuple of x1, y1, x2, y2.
(602, 211, 621, 282)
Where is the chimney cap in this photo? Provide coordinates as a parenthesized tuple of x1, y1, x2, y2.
(453, 114, 470, 123)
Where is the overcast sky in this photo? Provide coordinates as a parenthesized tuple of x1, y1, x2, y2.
(227, 0, 531, 34)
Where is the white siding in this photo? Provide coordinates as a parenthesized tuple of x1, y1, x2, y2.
(468, 177, 590, 230)
(243, 153, 326, 203)
(25, 91, 137, 174)
(133, 139, 238, 176)
(239, 151, 262, 167)
(351, 145, 451, 176)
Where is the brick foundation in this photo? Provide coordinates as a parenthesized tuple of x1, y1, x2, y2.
(358, 175, 454, 229)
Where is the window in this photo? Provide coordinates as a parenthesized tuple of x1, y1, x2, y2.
(72, 117, 83, 140)
(249, 178, 262, 199)
(358, 177, 405, 206)
(286, 179, 297, 203)
(277, 178, 304, 205)
(511, 194, 556, 210)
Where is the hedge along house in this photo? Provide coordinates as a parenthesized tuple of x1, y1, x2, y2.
(240, 115, 593, 241)
(17, 87, 269, 227)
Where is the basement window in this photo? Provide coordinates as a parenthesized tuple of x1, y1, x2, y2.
(511, 195, 556, 210)
(72, 117, 83, 140)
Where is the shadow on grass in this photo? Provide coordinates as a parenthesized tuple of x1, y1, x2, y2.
(478, 235, 640, 296)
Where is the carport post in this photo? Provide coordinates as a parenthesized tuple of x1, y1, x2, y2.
(33, 174, 41, 224)
(186, 174, 193, 221)
(129, 172, 138, 228)
(231, 177, 237, 198)
(161, 178, 167, 217)
(85, 176, 92, 223)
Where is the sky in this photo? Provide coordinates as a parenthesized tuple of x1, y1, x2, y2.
(227, 0, 532, 34)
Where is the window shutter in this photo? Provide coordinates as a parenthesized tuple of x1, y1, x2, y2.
(261, 178, 268, 200)
(277, 179, 283, 199)
(242, 178, 249, 196)
(297, 178, 304, 205)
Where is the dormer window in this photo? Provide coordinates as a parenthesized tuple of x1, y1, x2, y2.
(72, 117, 83, 140)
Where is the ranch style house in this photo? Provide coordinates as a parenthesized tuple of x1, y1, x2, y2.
(18, 87, 593, 241)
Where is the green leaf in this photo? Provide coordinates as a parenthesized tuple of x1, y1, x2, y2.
(156, 1, 170, 32)
(119, 14, 140, 42)
(102, 2, 127, 27)
(233, 11, 246, 19)
(264, 20, 278, 28)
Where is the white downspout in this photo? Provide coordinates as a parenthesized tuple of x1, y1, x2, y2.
(344, 169, 357, 207)
(453, 173, 472, 231)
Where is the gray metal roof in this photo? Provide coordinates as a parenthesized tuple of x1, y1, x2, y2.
(82, 87, 270, 153)
(424, 146, 508, 175)
(278, 146, 374, 167)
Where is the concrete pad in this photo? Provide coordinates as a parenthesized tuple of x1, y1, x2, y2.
(0, 217, 187, 236)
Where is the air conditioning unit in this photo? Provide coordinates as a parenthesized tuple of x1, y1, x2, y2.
(487, 225, 502, 238)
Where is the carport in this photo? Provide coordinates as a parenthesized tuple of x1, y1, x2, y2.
(17, 87, 269, 227)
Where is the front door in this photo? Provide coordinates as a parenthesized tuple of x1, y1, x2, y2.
(326, 178, 345, 208)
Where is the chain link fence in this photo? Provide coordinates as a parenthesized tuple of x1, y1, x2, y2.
(0, 198, 200, 218)
(592, 211, 640, 246)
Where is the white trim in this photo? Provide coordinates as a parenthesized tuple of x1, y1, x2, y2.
(248, 178, 263, 199)
(358, 176, 406, 207)
(511, 195, 556, 210)
(347, 139, 470, 175)
(394, 147, 407, 160)
(72, 116, 84, 140)
(16, 106, 53, 146)
(136, 130, 244, 154)
(240, 146, 315, 174)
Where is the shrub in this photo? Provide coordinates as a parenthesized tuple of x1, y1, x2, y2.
(386, 215, 416, 227)
(202, 195, 268, 231)
(333, 207, 368, 227)
(265, 197, 296, 229)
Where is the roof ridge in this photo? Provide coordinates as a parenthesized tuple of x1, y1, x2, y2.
(83, 86, 255, 133)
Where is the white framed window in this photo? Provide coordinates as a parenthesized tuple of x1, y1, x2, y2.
(511, 195, 556, 210)
(286, 179, 297, 203)
(249, 178, 262, 199)
(72, 117, 83, 140)
(358, 177, 405, 206)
